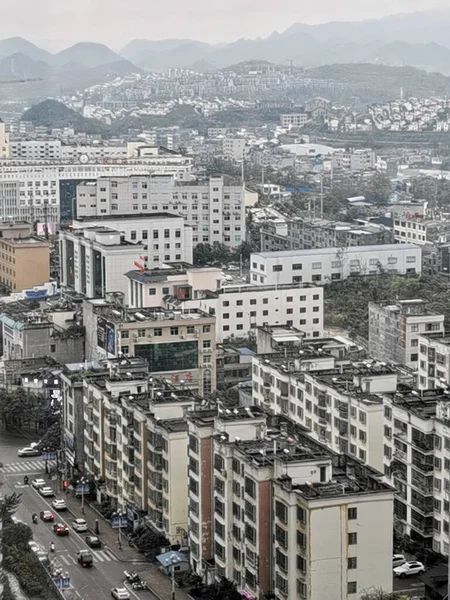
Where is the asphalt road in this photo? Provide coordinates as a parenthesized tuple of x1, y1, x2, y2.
(0, 430, 156, 600)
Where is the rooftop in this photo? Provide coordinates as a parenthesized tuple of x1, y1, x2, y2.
(74, 212, 184, 224)
(90, 302, 213, 324)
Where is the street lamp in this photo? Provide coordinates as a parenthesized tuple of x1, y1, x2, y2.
(113, 511, 125, 550)
(77, 478, 87, 514)
(169, 554, 180, 600)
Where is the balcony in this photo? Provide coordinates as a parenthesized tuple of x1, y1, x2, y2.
(410, 517, 433, 536)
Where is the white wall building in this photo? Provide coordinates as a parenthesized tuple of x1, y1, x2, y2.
(416, 331, 450, 390)
(251, 244, 422, 286)
(125, 267, 324, 342)
(280, 113, 309, 128)
(369, 300, 444, 370)
(76, 174, 246, 249)
(0, 152, 193, 222)
(0, 118, 9, 158)
(222, 137, 247, 162)
(72, 213, 193, 266)
(59, 227, 147, 298)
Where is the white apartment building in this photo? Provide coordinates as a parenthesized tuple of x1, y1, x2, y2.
(59, 227, 147, 298)
(81, 357, 192, 542)
(332, 149, 376, 173)
(75, 174, 246, 249)
(251, 244, 422, 286)
(0, 152, 193, 222)
(382, 388, 450, 554)
(222, 137, 247, 162)
(186, 407, 394, 600)
(280, 113, 309, 128)
(10, 140, 62, 160)
(369, 300, 444, 370)
(416, 331, 450, 390)
(125, 266, 324, 342)
(0, 118, 9, 158)
(251, 352, 397, 473)
(72, 213, 193, 266)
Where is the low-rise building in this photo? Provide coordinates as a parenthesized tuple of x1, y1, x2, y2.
(280, 113, 309, 128)
(0, 300, 84, 364)
(251, 244, 422, 286)
(0, 236, 50, 291)
(125, 267, 324, 342)
(369, 299, 444, 370)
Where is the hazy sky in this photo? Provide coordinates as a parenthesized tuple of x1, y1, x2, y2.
(2, 0, 449, 50)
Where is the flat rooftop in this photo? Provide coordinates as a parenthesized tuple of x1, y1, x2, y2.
(89, 302, 212, 324)
(252, 244, 420, 259)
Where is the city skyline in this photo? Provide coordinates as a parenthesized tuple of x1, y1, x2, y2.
(1, 0, 448, 50)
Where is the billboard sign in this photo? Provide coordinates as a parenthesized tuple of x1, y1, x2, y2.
(106, 323, 116, 355)
(110, 515, 128, 529)
(97, 316, 106, 349)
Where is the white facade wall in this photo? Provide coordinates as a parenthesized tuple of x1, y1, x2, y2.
(222, 137, 247, 162)
(0, 159, 193, 222)
(417, 333, 450, 390)
(280, 113, 308, 128)
(76, 175, 246, 249)
(251, 245, 422, 285)
(394, 217, 428, 245)
(0, 120, 9, 158)
(10, 140, 62, 159)
(177, 285, 323, 342)
(251, 356, 386, 472)
(72, 214, 193, 266)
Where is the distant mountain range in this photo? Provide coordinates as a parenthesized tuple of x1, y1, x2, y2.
(2, 8, 450, 92)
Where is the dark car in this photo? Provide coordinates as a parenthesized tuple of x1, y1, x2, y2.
(53, 522, 70, 536)
(77, 550, 93, 568)
(40, 510, 55, 522)
(85, 536, 102, 549)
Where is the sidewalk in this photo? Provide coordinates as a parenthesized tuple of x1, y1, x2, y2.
(63, 492, 192, 600)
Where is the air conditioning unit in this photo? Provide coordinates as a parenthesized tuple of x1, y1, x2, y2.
(147, 332, 153, 338)
(180, 334, 185, 339)
(132, 333, 139, 340)
(221, 469, 227, 478)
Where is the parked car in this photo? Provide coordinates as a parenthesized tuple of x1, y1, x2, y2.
(85, 536, 102, 549)
(393, 554, 406, 568)
(111, 588, 130, 600)
(18, 446, 41, 457)
(51, 498, 67, 511)
(39, 510, 55, 522)
(39, 486, 54, 497)
(31, 478, 46, 489)
(393, 561, 425, 578)
(72, 518, 88, 532)
(77, 550, 93, 568)
(53, 523, 70, 536)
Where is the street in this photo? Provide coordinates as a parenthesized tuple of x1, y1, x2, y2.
(0, 431, 156, 600)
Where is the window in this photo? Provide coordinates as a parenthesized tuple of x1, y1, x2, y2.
(348, 507, 357, 520)
(275, 501, 288, 524)
(348, 532, 357, 545)
(348, 582, 357, 594)
(273, 265, 282, 272)
(348, 557, 357, 569)
(130, 230, 137, 241)
(292, 263, 302, 270)
(170, 327, 179, 336)
(244, 477, 256, 498)
(312, 262, 322, 269)
(148, 288, 156, 296)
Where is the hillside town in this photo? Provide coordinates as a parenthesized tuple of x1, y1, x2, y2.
(3, 6, 450, 600)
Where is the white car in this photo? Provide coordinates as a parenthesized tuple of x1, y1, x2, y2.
(51, 498, 67, 511)
(18, 446, 41, 457)
(39, 486, 54, 497)
(72, 518, 88, 532)
(393, 554, 406, 568)
(31, 478, 46, 489)
(393, 561, 425, 578)
(111, 588, 130, 600)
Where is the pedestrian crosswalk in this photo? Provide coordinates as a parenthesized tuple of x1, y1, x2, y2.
(57, 549, 117, 565)
(2, 460, 46, 473)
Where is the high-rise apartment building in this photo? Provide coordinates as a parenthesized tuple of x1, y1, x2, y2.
(186, 407, 394, 600)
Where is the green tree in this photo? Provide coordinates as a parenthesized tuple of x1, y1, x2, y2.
(361, 591, 409, 600)
(0, 492, 22, 525)
(2, 522, 32, 550)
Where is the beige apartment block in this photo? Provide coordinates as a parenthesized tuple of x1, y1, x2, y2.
(0, 236, 50, 291)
